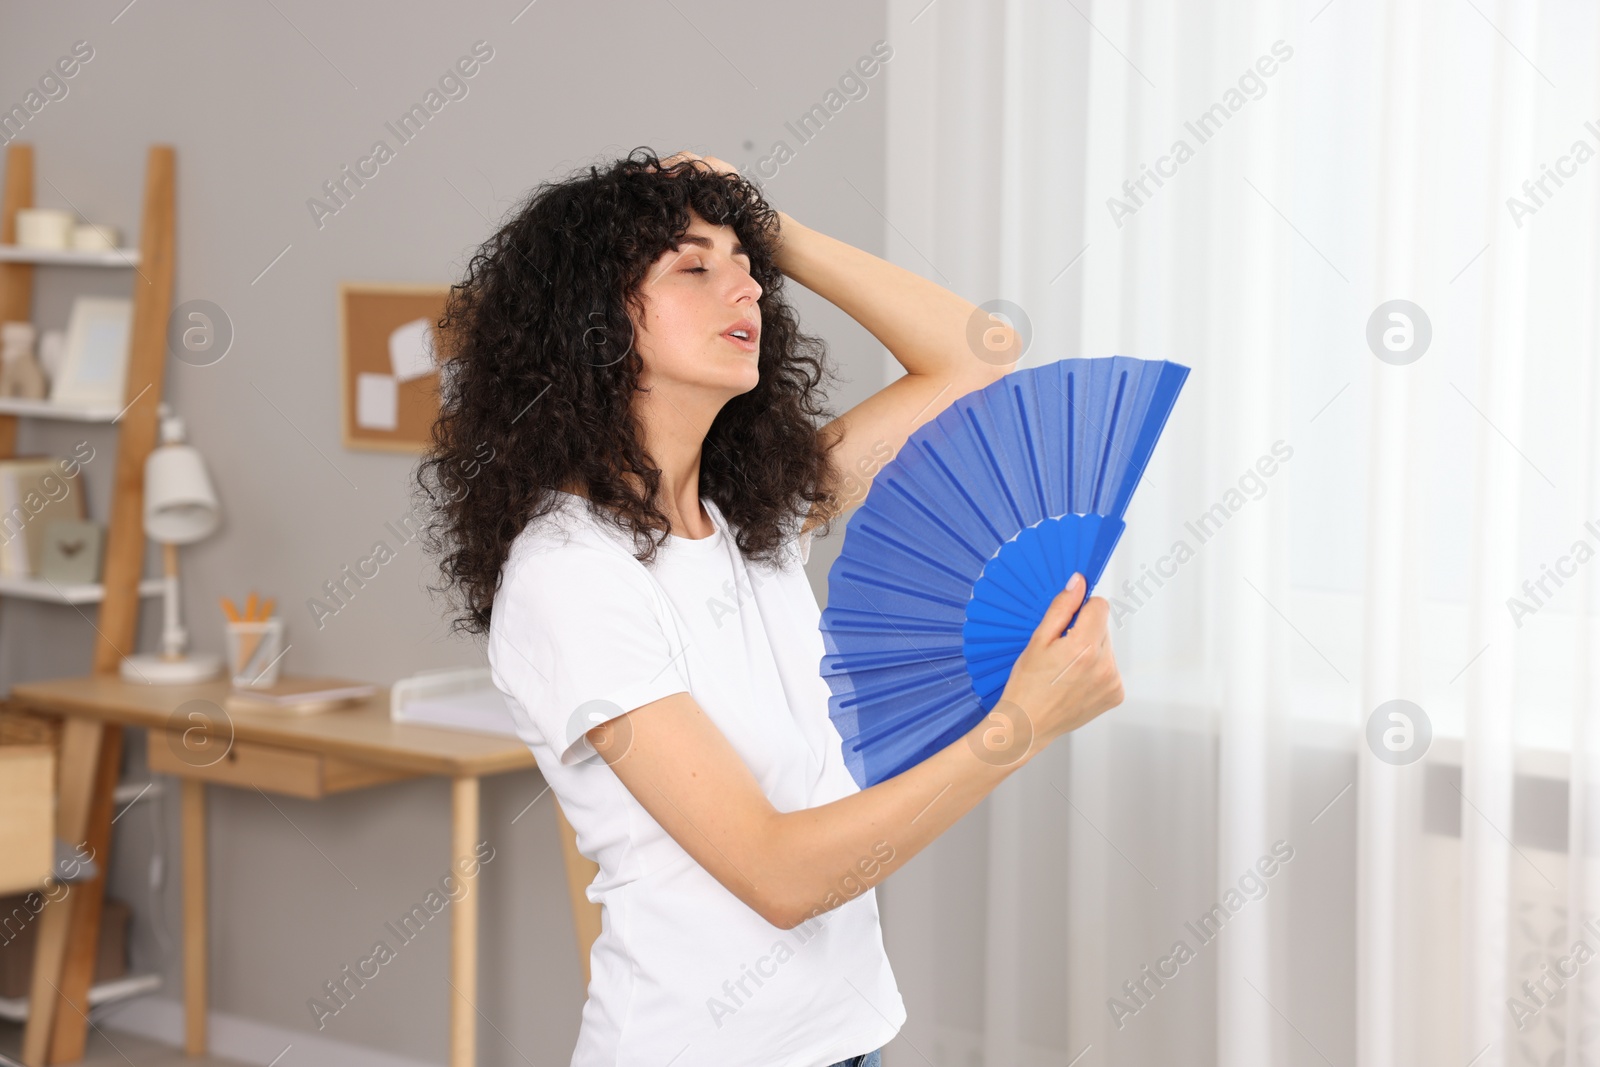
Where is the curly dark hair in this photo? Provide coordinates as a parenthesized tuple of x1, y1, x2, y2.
(414, 147, 845, 638)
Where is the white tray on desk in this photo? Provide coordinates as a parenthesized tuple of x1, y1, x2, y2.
(390, 667, 521, 739)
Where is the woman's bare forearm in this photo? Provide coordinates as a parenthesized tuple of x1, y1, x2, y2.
(772, 210, 1016, 378)
(758, 712, 1037, 929)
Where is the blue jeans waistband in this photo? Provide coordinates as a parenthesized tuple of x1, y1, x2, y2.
(824, 1050, 882, 1067)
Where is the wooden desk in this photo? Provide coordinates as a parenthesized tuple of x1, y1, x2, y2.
(9, 675, 593, 1067)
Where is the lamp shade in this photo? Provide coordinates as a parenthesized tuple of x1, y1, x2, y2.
(144, 442, 220, 544)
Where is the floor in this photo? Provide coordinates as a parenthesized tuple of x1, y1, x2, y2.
(0, 1021, 251, 1067)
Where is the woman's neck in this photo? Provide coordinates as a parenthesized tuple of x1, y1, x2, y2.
(556, 480, 712, 539)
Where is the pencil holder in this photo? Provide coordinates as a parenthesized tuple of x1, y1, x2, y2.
(226, 617, 284, 688)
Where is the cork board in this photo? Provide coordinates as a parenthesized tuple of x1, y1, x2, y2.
(338, 282, 451, 453)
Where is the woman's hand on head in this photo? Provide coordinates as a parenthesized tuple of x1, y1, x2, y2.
(652, 150, 740, 179)
(651, 150, 792, 257)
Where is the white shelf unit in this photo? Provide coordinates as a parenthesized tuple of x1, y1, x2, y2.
(0, 396, 128, 422)
(0, 360, 162, 599)
(0, 243, 141, 267)
(0, 972, 164, 1023)
(0, 574, 165, 605)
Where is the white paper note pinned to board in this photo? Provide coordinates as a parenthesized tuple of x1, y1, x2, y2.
(388, 317, 438, 382)
(356, 372, 399, 430)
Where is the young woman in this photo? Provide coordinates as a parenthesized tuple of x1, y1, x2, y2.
(418, 148, 1123, 1067)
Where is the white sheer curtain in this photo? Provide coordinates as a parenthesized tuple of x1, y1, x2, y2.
(875, 1, 1600, 1064)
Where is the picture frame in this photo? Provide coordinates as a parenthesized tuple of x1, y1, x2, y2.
(337, 281, 451, 453)
(50, 296, 133, 408)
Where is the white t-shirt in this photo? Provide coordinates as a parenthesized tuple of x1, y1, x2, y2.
(486, 490, 906, 1067)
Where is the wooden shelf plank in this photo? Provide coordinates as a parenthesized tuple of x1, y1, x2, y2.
(0, 243, 140, 267)
(97, 145, 173, 674)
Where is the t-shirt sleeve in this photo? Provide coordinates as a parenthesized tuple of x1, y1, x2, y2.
(490, 542, 691, 766)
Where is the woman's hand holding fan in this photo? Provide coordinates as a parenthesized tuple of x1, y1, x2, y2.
(989, 572, 1124, 762)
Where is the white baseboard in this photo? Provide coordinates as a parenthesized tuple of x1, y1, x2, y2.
(98, 995, 442, 1067)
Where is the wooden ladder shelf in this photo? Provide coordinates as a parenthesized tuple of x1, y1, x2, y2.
(0, 142, 175, 1065)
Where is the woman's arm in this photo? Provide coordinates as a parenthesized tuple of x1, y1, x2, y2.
(588, 577, 1118, 930)
(589, 688, 1022, 930)
(772, 211, 1024, 524)
(774, 210, 1018, 381)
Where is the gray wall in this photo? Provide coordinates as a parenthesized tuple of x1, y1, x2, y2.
(1, 1, 892, 1060)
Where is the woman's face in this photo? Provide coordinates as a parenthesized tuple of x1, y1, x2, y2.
(629, 211, 763, 399)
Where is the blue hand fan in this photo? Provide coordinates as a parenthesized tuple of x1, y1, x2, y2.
(819, 355, 1190, 789)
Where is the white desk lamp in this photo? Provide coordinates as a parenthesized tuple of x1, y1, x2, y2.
(120, 403, 223, 684)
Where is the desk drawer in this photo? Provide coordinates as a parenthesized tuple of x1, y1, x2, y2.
(147, 732, 417, 798)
